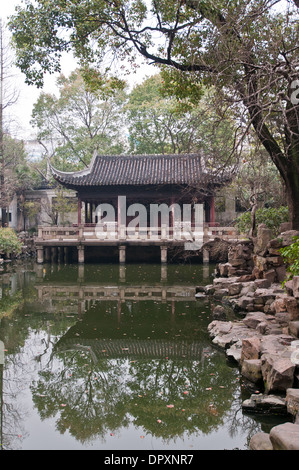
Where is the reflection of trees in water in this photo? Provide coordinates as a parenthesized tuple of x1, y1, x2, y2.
(29, 345, 260, 445)
(1, 345, 35, 449)
(0, 263, 262, 448)
(31, 353, 132, 443)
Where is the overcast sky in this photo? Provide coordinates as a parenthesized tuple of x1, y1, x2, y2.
(1, 1, 78, 139)
(1, 1, 154, 141)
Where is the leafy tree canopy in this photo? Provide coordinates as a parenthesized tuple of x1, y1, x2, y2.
(126, 74, 239, 175)
(31, 68, 128, 170)
(9, 0, 299, 227)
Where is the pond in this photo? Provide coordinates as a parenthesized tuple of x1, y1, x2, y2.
(0, 261, 284, 451)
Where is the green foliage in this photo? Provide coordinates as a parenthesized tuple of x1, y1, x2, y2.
(235, 206, 289, 236)
(0, 228, 23, 257)
(279, 237, 299, 282)
(31, 68, 127, 171)
(126, 73, 238, 161)
(160, 68, 204, 109)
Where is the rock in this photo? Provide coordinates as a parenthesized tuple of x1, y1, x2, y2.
(276, 265, 287, 283)
(263, 269, 276, 283)
(261, 355, 295, 394)
(269, 230, 299, 249)
(195, 292, 206, 298)
(271, 293, 299, 318)
(227, 282, 243, 296)
(218, 262, 230, 277)
(289, 321, 299, 338)
(233, 295, 254, 312)
(279, 222, 292, 233)
(243, 312, 268, 329)
(212, 305, 226, 320)
(272, 294, 288, 313)
(256, 321, 269, 335)
(208, 320, 232, 339)
(213, 288, 229, 299)
(293, 276, 299, 299)
(210, 230, 299, 407)
(241, 336, 261, 361)
(260, 334, 294, 356)
(279, 230, 299, 247)
(255, 226, 272, 256)
(254, 278, 271, 289)
(213, 277, 239, 289)
(284, 297, 299, 320)
(237, 273, 255, 282)
(270, 422, 299, 450)
(240, 282, 256, 296)
(274, 312, 290, 327)
(253, 266, 263, 279)
(285, 280, 294, 296)
(241, 359, 263, 383)
(208, 320, 256, 350)
(204, 284, 215, 295)
(249, 432, 273, 450)
(242, 393, 287, 415)
(254, 289, 277, 305)
(226, 344, 242, 363)
(286, 388, 299, 417)
(229, 258, 246, 267)
(254, 255, 268, 272)
(195, 286, 206, 293)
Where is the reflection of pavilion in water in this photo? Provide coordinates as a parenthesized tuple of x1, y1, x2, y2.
(54, 338, 208, 362)
(34, 264, 212, 362)
(35, 263, 211, 315)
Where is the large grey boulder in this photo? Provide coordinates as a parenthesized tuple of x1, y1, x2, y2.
(270, 423, 299, 450)
(249, 432, 273, 450)
(261, 355, 295, 394)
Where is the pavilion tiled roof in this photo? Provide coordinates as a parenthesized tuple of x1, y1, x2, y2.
(51, 153, 208, 187)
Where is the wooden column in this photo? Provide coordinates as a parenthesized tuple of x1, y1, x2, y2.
(203, 224, 209, 263)
(64, 246, 69, 263)
(119, 245, 126, 263)
(161, 246, 167, 263)
(209, 195, 215, 226)
(171, 195, 175, 236)
(78, 196, 82, 225)
(45, 247, 51, 262)
(78, 246, 85, 263)
(85, 202, 88, 224)
(37, 247, 44, 264)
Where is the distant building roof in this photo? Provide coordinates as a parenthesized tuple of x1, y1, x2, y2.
(51, 153, 226, 189)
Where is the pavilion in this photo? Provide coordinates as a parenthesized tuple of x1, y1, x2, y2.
(51, 153, 226, 227)
(34, 153, 235, 264)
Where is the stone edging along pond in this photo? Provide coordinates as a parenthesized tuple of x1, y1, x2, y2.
(196, 226, 299, 450)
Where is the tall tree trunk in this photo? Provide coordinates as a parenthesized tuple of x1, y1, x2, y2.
(285, 161, 299, 231)
(0, 20, 7, 228)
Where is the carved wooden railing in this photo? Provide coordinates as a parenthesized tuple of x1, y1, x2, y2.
(37, 224, 240, 242)
(36, 223, 240, 243)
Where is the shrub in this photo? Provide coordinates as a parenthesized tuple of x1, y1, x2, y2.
(279, 237, 299, 283)
(0, 228, 23, 257)
(235, 206, 289, 236)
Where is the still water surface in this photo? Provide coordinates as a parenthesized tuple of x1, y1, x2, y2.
(0, 261, 281, 450)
